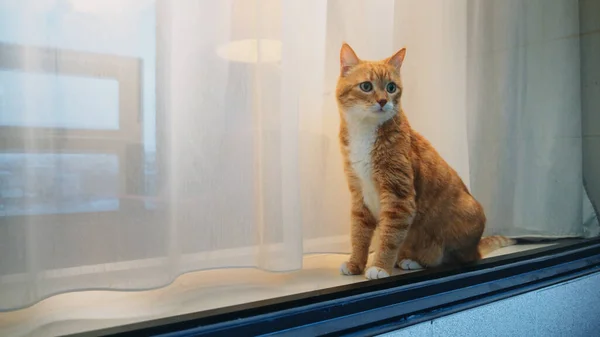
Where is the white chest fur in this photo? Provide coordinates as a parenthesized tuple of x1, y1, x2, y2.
(346, 119, 381, 218)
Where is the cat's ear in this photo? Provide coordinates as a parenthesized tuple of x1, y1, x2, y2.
(387, 48, 406, 71)
(340, 43, 360, 76)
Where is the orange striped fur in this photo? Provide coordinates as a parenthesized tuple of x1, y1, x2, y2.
(336, 43, 515, 279)
(478, 235, 516, 257)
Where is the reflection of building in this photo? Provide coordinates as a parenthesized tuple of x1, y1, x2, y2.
(144, 151, 157, 197)
(0, 153, 122, 215)
(0, 170, 13, 214)
(0, 42, 143, 216)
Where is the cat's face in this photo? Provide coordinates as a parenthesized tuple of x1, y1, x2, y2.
(336, 44, 406, 123)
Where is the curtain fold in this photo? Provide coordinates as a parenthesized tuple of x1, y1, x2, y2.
(0, 0, 597, 311)
(579, 0, 600, 237)
(466, 0, 596, 238)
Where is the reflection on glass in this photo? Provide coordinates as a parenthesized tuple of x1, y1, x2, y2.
(0, 153, 119, 216)
(0, 69, 119, 129)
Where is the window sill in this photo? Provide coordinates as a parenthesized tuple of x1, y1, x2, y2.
(61, 237, 600, 337)
(0, 243, 557, 337)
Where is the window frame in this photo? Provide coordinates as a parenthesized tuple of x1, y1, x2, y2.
(0, 43, 150, 274)
(63, 237, 600, 337)
(0, 42, 145, 199)
(5, 5, 598, 336)
(59, 10, 600, 332)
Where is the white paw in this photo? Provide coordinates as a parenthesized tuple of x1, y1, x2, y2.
(365, 266, 390, 280)
(340, 261, 352, 275)
(398, 259, 423, 270)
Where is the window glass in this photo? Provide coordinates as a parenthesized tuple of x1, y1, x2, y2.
(0, 1, 598, 336)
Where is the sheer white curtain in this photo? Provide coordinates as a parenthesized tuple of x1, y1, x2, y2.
(466, 0, 597, 238)
(154, 0, 472, 276)
(0, 0, 595, 311)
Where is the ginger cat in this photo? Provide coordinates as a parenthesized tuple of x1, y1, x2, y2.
(336, 43, 514, 280)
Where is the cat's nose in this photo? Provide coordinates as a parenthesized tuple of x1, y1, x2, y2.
(377, 99, 388, 107)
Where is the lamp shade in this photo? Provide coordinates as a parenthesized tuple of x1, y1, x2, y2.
(216, 0, 282, 63)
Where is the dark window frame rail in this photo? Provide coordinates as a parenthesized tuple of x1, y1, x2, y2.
(66, 237, 600, 337)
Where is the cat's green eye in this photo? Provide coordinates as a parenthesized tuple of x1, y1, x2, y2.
(359, 82, 373, 92)
(386, 82, 397, 93)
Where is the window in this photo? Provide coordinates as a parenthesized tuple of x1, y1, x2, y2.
(0, 1, 598, 336)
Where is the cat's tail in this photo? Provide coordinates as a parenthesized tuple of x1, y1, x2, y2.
(478, 235, 516, 257)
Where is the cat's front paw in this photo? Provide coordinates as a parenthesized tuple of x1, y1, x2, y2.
(365, 266, 390, 279)
(340, 261, 363, 275)
(398, 258, 423, 271)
